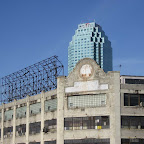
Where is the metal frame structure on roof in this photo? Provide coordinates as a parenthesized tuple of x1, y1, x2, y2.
(0, 55, 64, 104)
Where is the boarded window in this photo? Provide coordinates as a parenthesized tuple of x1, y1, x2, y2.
(68, 94, 106, 108)
(45, 99, 57, 112)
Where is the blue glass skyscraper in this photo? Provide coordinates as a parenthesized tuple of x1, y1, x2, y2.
(68, 22, 112, 73)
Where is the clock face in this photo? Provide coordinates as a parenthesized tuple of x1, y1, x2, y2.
(80, 64, 93, 78)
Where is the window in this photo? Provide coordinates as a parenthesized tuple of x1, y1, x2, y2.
(64, 118, 73, 130)
(4, 126, 13, 138)
(130, 95, 138, 106)
(44, 119, 57, 133)
(29, 142, 40, 144)
(16, 124, 26, 136)
(64, 138, 110, 144)
(29, 122, 41, 135)
(124, 93, 144, 106)
(4, 109, 13, 121)
(125, 79, 144, 84)
(64, 116, 109, 130)
(83, 117, 93, 129)
(30, 103, 41, 116)
(44, 141, 56, 144)
(45, 98, 57, 112)
(68, 94, 106, 108)
(121, 116, 144, 129)
(73, 117, 82, 130)
(121, 139, 144, 144)
(16, 106, 27, 119)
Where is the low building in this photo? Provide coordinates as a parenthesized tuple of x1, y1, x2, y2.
(0, 58, 144, 144)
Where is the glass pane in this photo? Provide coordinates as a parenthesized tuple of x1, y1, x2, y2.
(130, 95, 138, 106)
(124, 94, 129, 106)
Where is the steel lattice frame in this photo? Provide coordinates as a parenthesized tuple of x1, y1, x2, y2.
(0, 55, 64, 103)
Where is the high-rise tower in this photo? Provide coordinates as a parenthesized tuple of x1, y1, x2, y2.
(68, 22, 112, 73)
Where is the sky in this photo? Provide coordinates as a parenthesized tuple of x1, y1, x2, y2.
(0, 0, 144, 78)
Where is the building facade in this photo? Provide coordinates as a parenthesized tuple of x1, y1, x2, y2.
(68, 22, 112, 73)
(0, 58, 144, 144)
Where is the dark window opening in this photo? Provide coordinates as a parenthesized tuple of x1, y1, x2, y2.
(124, 93, 144, 106)
(44, 119, 57, 133)
(29, 142, 40, 144)
(122, 139, 144, 144)
(64, 116, 109, 130)
(121, 116, 144, 129)
(4, 126, 13, 138)
(125, 79, 144, 84)
(16, 124, 26, 136)
(64, 138, 110, 144)
(29, 122, 41, 135)
(44, 141, 56, 144)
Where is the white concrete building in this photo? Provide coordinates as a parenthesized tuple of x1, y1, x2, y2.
(0, 58, 144, 144)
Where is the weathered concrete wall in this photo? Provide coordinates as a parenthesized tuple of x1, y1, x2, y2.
(63, 58, 121, 144)
(3, 58, 144, 144)
(0, 89, 57, 144)
(120, 82, 144, 139)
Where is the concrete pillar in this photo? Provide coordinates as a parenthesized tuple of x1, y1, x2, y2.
(1, 104, 4, 144)
(12, 100, 16, 144)
(41, 91, 45, 144)
(110, 72, 121, 144)
(57, 76, 65, 144)
(26, 96, 30, 144)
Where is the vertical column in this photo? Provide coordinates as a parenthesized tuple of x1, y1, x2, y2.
(12, 100, 16, 144)
(110, 72, 121, 144)
(57, 76, 65, 144)
(1, 104, 4, 144)
(26, 96, 30, 144)
(41, 91, 45, 144)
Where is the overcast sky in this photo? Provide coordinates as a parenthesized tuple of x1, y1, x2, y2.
(0, 0, 144, 78)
